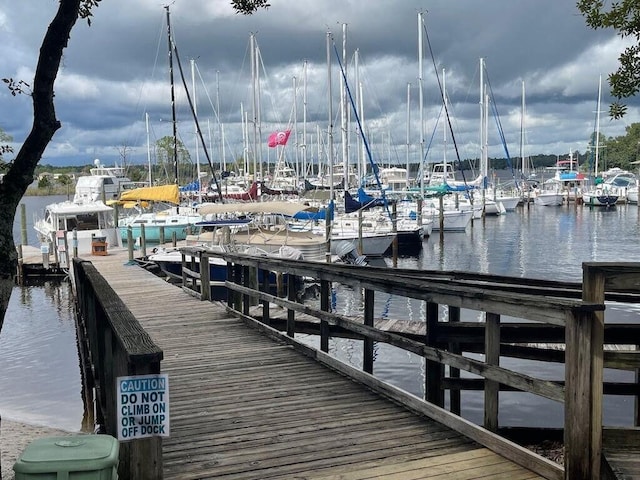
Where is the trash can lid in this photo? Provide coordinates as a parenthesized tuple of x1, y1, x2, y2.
(14, 435, 119, 473)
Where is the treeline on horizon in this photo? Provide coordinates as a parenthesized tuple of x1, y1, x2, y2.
(28, 152, 618, 182)
(34, 122, 640, 180)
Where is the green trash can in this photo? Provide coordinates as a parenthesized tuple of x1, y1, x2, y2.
(13, 434, 119, 480)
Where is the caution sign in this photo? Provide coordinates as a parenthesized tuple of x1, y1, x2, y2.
(116, 373, 170, 441)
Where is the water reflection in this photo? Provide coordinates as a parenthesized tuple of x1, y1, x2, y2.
(0, 279, 85, 431)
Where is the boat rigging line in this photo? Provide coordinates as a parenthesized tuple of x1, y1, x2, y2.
(165, 5, 224, 202)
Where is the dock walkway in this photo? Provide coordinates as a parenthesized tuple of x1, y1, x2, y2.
(86, 249, 545, 479)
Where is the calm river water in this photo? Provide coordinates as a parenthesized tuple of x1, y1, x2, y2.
(2, 195, 639, 431)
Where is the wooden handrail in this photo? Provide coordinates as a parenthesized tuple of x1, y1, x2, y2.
(178, 247, 640, 480)
(73, 258, 164, 480)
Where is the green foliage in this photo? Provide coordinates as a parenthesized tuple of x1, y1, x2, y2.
(37, 175, 53, 191)
(1, 78, 30, 96)
(0, 128, 13, 168)
(577, 0, 640, 119)
(57, 174, 72, 186)
(599, 122, 640, 171)
(79, 0, 101, 26)
(230, 0, 270, 15)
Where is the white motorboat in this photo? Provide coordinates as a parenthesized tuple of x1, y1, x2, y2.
(74, 159, 144, 203)
(34, 200, 119, 259)
(582, 184, 619, 207)
(533, 179, 564, 206)
(33, 158, 134, 260)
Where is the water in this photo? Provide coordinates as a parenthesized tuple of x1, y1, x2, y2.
(0, 279, 84, 431)
(309, 203, 640, 428)
(2, 195, 84, 432)
(3, 196, 640, 431)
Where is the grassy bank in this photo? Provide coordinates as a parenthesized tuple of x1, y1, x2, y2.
(25, 185, 74, 197)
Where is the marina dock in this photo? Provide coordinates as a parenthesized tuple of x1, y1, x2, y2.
(14, 228, 628, 480)
(78, 247, 555, 479)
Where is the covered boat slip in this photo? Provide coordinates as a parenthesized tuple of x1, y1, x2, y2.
(80, 249, 550, 479)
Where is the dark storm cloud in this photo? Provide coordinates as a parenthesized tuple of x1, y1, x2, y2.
(1, 0, 637, 166)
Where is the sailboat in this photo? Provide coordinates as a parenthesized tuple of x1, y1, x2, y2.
(117, 7, 206, 243)
(116, 184, 202, 242)
(582, 75, 618, 207)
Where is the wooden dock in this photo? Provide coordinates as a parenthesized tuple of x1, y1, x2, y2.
(84, 248, 548, 479)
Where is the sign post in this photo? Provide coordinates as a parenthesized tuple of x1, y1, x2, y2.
(116, 373, 170, 441)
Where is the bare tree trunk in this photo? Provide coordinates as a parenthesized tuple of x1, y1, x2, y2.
(0, 0, 82, 316)
(0, 1, 82, 473)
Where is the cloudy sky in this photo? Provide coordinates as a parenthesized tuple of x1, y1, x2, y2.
(1, 0, 638, 172)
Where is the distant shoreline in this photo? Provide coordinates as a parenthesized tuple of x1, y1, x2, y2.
(25, 185, 74, 197)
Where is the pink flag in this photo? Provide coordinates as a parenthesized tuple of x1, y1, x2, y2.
(267, 129, 291, 148)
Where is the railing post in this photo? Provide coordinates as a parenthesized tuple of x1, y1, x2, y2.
(358, 209, 363, 255)
(565, 308, 602, 480)
(484, 312, 500, 433)
(320, 279, 330, 353)
(159, 226, 165, 245)
(226, 261, 234, 308)
(564, 264, 604, 480)
(425, 301, 443, 406)
(286, 274, 297, 337)
(127, 227, 134, 262)
(261, 266, 270, 324)
(140, 224, 146, 258)
(242, 265, 251, 315)
(391, 203, 398, 267)
(363, 289, 374, 374)
(448, 306, 461, 415)
(233, 264, 242, 311)
(72, 228, 78, 258)
(200, 251, 210, 301)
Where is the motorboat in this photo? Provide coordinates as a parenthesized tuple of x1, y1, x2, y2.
(74, 159, 144, 203)
(34, 200, 119, 260)
(533, 179, 564, 206)
(582, 184, 619, 207)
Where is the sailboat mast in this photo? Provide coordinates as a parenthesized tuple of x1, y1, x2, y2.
(595, 74, 602, 177)
(479, 58, 485, 185)
(326, 30, 334, 253)
(165, 5, 179, 185)
(302, 60, 308, 183)
(191, 58, 202, 203)
(327, 30, 335, 202)
(418, 12, 425, 196)
(520, 81, 525, 178)
(406, 82, 411, 187)
(251, 34, 259, 182)
(341, 23, 349, 189)
(145, 112, 152, 186)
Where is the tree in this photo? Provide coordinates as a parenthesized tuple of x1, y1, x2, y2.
(37, 175, 53, 192)
(58, 173, 74, 198)
(0, 127, 14, 172)
(0, 0, 94, 334)
(577, 1, 640, 119)
(155, 135, 191, 184)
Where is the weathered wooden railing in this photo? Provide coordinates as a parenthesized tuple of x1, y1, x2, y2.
(180, 247, 640, 480)
(73, 258, 164, 479)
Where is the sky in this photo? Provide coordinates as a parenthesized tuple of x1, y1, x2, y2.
(1, 0, 639, 172)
